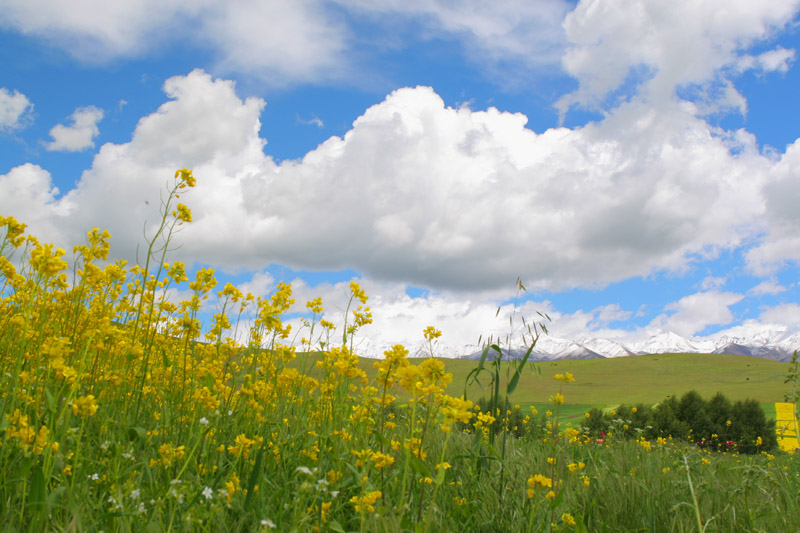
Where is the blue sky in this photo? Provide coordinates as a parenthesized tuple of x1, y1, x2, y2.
(2, 0, 800, 356)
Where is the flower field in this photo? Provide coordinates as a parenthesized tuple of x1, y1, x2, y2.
(1, 171, 798, 532)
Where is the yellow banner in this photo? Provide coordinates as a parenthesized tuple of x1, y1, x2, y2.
(775, 402, 799, 453)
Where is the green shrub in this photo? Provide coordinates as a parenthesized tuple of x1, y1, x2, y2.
(580, 391, 777, 454)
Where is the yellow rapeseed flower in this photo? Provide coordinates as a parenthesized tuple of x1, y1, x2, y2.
(72, 395, 98, 417)
(554, 371, 575, 383)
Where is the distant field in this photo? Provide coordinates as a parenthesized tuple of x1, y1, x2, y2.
(294, 351, 792, 416)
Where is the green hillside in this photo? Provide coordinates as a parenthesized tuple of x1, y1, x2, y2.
(341, 351, 791, 405)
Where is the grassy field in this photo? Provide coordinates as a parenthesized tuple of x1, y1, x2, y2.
(323, 351, 790, 410)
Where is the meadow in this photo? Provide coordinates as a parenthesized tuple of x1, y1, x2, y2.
(1, 170, 798, 532)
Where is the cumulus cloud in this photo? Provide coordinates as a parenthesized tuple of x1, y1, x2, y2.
(46, 106, 104, 152)
(0, 87, 33, 131)
(758, 303, 800, 330)
(745, 138, 800, 274)
(0, 69, 791, 294)
(557, 0, 800, 114)
(0, 163, 67, 242)
(647, 291, 744, 337)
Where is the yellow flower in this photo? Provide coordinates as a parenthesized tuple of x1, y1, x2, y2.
(349, 281, 368, 304)
(526, 473, 553, 497)
(350, 491, 381, 513)
(561, 513, 576, 526)
(72, 395, 98, 417)
(550, 392, 565, 405)
(175, 168, 196, 187)
(554, 371, 575, 383)
(371, 451, 395, 469)
(567, 462, 585, 473)
(423, 326, 442, 341)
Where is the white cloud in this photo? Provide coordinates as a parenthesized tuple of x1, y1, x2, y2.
(746, 138, 800, 274)
(0, 88, 33, 131)
(238, 271, 276, 299)
(748, 280, 787, 297)
(1, 70, 792, 294)
(738, 46, 797, 75)
(758, 303, 800, 330)
(700, 276, 727, 290)
(0, 163, 67, 243)
(647, 291, 744, 337)
(0, 1, 350, 84)
(0, 0, 569, 88)
(341, 0, 570, 82)
(557, 0, 800, 114)
(46, 106, 104, 152)
(297, 115, 324, 128)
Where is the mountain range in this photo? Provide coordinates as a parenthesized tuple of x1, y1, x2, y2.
(354, 329, 800, 362)
(458, 330, 800, 362)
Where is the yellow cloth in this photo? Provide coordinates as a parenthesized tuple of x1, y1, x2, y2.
(775, 402, 799, 453)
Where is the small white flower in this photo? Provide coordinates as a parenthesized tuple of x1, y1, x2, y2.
(330, 490, 339, 497)
(296, 466, 313, 475)
(260, 519, 276, 529)
(89, 473, 99, 481)
(130, 489, 140, 501)
(199, 417, 209, 426)
(202, 486, 213, 500)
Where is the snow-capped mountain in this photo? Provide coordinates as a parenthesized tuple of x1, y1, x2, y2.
(578, 337, 635, 358)
(456, 330, 800, 362)
(352, 328, 800, 362)
(628, 332, 700, 355)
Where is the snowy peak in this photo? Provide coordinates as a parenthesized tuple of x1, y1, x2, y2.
(456, 330, 800, 362)
(353, 329, 800, 362)
(629, 332, 699, 355)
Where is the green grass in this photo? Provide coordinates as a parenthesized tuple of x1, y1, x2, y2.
(333, 351, 790, 410)
(449, 352, 789, 405)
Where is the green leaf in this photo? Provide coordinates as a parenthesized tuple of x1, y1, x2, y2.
(435, 464, 447, 485)
(409, 454, 431, 478)
(244, 443, 266, 510)
(44, 388, 56, 415)
(328, 520, 346, 533)
(126, 426, 146, 442)
(548, 488, 565, 510)
(29, 464, 46, 510)
(372, 430, 391, 449)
